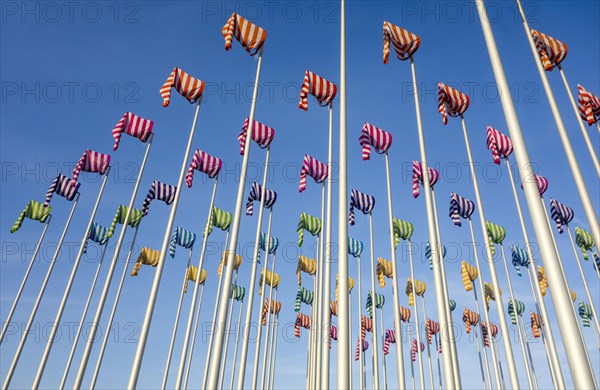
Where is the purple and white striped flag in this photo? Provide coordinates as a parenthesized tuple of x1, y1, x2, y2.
(142, 180, 177, 216)
(185, 149, 223, 187)
(299, 154, 328, 192)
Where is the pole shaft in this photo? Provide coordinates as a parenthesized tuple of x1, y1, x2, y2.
(368, 214, 381, 389)
(182, 282, 207, 389)
(229, 298, 244, 390)
(259, 256, 277, 389)
(357, 255, 364, 390)
(408, 240, 425, 388)
(421, 298, 434, 390)
(219, 271, 238, 390)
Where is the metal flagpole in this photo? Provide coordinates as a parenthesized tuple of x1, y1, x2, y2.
(505, 158, 565, 387)
(434, 334, 443, 388)
(521, 321, 540, 390)
(461, 116, 519, 388)
(407, 244, 425, 388)
(473, 326, 488, 390)
(59, 243, 109, 389)
(421, 299, 434, 389)
(229, 294, 244, 390)
(368, 214, 381, 389)
(73, 134, 153, 389)
(181, 282, 207, 390)
(211, 48, 266, 390)
(337, 2, 351, 387)
(268, 311, 280, 390)
(556, 66, 600, 176)
(514, 0, 600, 246)
(262, 288, 278, 390)
(357, 254, 364, 390)
(379, 305, 388, 390)
(260, 271, 277, 390)
(161, 247, 195, 389)
(409, 55, 456, 389)
(384, 152, 406, 389)
(249, 207, 274, 389)
(492, 334, 506, 389)
(313, 183, 326, 389)
(499, 245, 536, 388)
(3, 190, 84, 389)
(475, 1, 596, 386)
(89, 225, 140, 389)
(175, 178, 221, 389)
(349, 291, 353, 386)
(410, 337, 416, 390)
(308, 260, 318, 390)
(321, 103, 334, 389)
(218, 270, 239, 390)
(0, 215, 52, 344)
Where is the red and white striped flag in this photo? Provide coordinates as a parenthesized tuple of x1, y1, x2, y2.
(160, 67, 205, 107)
(71, 150, 111, 186)
(531, 29, 568, 72)
(298, 70, 337, 111)
(238, 117, 275, 155)
(438, 82, 471, 125)
(383, 21, 420, 63)
(359, 122, 393, 160)
(486, 126, 513, 164)
(112, 112, 154, 151)
(299, 154, 328, 192)
(185, 149, 223, 187)
(222, 13, 266, 56)
(578, 84, 600, 125)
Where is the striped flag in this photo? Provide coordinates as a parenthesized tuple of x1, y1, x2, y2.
(406, 278, 426, 306)
(508, 299, 526, 325)
(131, 247, 161, 276)
(297, 213, 322, 247)
(168, 227, 196, 258)
(575, 226, 597, 261)
(449, 299, 456, 312)
(160, 67, 205, 107)
(392, 218, 413, 248)
(577, 84, 600, 125)
(44, 174, 80, 206)
(71, 150, 111, 186)
(550, 198, 574, 234)
(578, 301, 594, 327)
(11, 200, 51, 233)
(486, 221, 506, 244)
(231, 283, 246, 301)
(349, 188, 375, 225)
(294, 313, 311, 338)
(411, 339, 425, 362)
(426, 319, 440, 345)
(438, 83, 471, 125)
(258, 232, 279, 263)
(246, 182, 277, 216)
(531, 313, 542, 338)
(383, 329, 396, 356)
(299, 154, 328, 192)
(330, 325, 338, 348)
(484, 282, 500, 311)
(359, 122, 393, 160)
(383, 21, 420, 63)
(537, 266, 548, 296)
(238, 117, 275, 155)
(142, 181, 177, 216)
(522, 174, 549, 197)
(486, 126, 513, 164)
(258, 269, 280, 295)
(511, 244, 530, 277)
(222, 13, 266, 56)
(425, 241, 446, 271)
(204, 207, 232, 237)
(531, 29, 568, 72)
(217, 251, 243, 277)
(330, 300, 338, 317)
(412, 160, 440, 198)
(261, 299, 282, 325)
(335, 275, 354, 302)
(348, 237, 364, 258)
(82, 222, 111, 253)
(112, 112, 153, 151)
(461, 261, 478, 292)
(298, 70, 337, 110)
(376, 257, 393, 288)
(449, 192, 475, 226)
(481, 322, 498, 347)
(355, 338, 369, 361)
(296, 255, 317, 285)
(462, 308, 479, 334)
(185, 150, 223, 187)
(294, 286, 314, 312)
(184, 266, 207, 293)
(108, 205, 143, 236)
(366, 291, 385, 317)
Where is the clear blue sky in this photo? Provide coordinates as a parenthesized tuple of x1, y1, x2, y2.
(1, 1, 598, 389)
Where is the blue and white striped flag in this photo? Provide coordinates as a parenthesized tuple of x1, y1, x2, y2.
(169, 226, 196, 258)
(142, 180, 177, 216)
(425, 241, 446, 271)
(449, 192, 475, 226)
(349, 188, 375, 225)
(511, 245, 530, 277)
(83, 222, 111, 253)
(348, 237, 364, 258)
(258, 232, 279, 262)
(246, 182, 277, 216)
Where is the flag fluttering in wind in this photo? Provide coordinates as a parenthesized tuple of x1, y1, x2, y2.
(522, 174, 549, 197)
(44, 174, 80, 206)
(335, 275, 354, 302)
(531, 29, 568, 71)
(204, 207, 232, 237)
(406, 278, 426, 306)
(348, 237, 364, 258)
(486, 126, 513, 164)
(531, 313, 543, 338)
(376, 257, 393, 288)
(570, 289, 577, 302)
(359, 122, 393, 160)
(258, 232, 279, 262)
(231, 283, 246, 301)
(298, 70, 337, 110)
(578, 301, 594, 327)
(577, 84, 600, 125)
(258, 269, 280, 295)
(112, 112, 154, 151)
(296, 255, 317, 285)
(481, 322, 498, 347)
(238, 117, 275, 155)
(399, 306, 412, 323)
(355, 338, 370, 361)
(184, 266, 207, 293)
(383, 329, 396, 356)
(538, 266, 548, 296)
(299, 154, 328, 192)
(168, 227, 196, 258)
(425, 241, 446, 271)
(71, 149, 111, 186)
(294, 286, 314, 312)
(449, 299, 456, 312)
(108, 206, 143, 240)
(437, 82, 471, 125)
(330, 301, 338, 317)
(550, 198, 574, 234)
(462, 308, 480, 334)
(426, 319, 440, 345)
(294, 313, 311, 338)
(486, 221, 506, 256)
(575, 227, 598, 261)
(382, 21, 420, 63)
(511, 245, 530, 277)
(330, 325, 338, 348)
(142, 180, 177, 216)
(222, 12, 266, 56)
(132, 247, 161, 276)
(412, 161, 440, 198)
(349, 188, 375, 225)
(11, 200, 51, 233)
(411, 339, 425, 362)
(217, 251, 243, 276)
(185, 150, 223, 187)
(449, 192, 475, 227)
(366, 291, 385, 318)
(360, 315, 373, 341)
(246, 182, 277, 216)
(484, 282, 500, 311)
(297, 213, 322, 247)
(82, 222, 111, 253)
(160, 67, 205, 107)
(461, 261, 479, 292)
(392, 218, 414, 248)
(508, 299, 526, 325)
(261, 299, 282, 325)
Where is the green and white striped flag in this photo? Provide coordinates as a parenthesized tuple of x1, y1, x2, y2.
(108, 205, 143, 236)
(486, 221, 506, 256)
(392, 218, 414, 248)
(508, 299, 525, 325)
(204, 207, 232, 237)
(575, 227, 596, 261)
(11, 200, 51, 233)
(297, 212, 322, 247)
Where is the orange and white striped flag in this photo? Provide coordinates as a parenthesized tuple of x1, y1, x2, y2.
(222, 13, 266, 56)
(383, 21, 420, 63)
(531, 29, 568, 71)
(298, 70, 337, 111)
(160, 67, 205, 107)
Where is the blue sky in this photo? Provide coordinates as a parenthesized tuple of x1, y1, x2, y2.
(1, 1, 599, 389)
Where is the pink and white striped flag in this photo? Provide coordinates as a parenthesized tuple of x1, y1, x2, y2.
(238, 117, 275, 155)
(185, 149, 223, 187)
(486, 126, 513, 164)
(112, 112, 154, 151)
(359, 122, 393, 160)
(299, 154, 328, 192)
(71, 150, 111, 186)
(412, 160, 439, 198)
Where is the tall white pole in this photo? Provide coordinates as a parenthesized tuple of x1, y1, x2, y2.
(473, 326, 488, 389)
(421, 298, 434, 390)
(357, 255, 364, 390)
(161, 247, 195, 389)
(379, 307, 388, 390)
(181, 282, 207, 390)
(229, 297, 244, 390)
(259, 259, 277, 389)
(409, 56, 456, 389)
(268, 312, 280, 390)
(3, 190, 84, 389)
(434, 334, 443, 388)
(59, 243, 109, 390)
(262, 288, 278, 390)
(514, 0, 600, 245)
(407, 245, 425, 388)
(211, 48, 265, 390)
(475, 1, 596, 386)
(520, 321, 540, 390)
(73, 134, 153, 389)
(175, 178, 221, 389)
(89, 225, 140, 389)
(219, 271, 239, 390)
(321, 103, 335, 389)
(368, 214, 381, 389)
(0, 215, 51, 343)
(337, 1, 350, 387)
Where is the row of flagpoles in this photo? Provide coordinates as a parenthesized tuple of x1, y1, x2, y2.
(2, 1, 599, 389)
